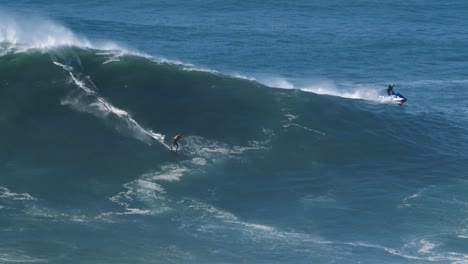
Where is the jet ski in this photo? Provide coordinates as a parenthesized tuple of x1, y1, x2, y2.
(390, 92, 407, 104)
(383, 85, 407, 104)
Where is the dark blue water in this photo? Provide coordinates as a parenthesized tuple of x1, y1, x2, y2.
(1, 1, 468, 263)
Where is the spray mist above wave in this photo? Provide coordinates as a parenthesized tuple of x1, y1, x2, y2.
(0, 11, 131, 53)
(0, 11, 215, 69)
(0, 11, 232, 77)
(258, 76, 393, 103)
(301, 82, 381, 100)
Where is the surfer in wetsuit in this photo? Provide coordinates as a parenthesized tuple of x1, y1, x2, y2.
(170, 134, 182, 152)
(387, 84, 395, 95)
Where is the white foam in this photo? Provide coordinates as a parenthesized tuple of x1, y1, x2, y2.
(0, 11, 159, 62)
(0, 11, 92, 50)
(346, 242, 426, 261)
(254, 77, 399, 104)
(398, 186, 435, 208)
(22, 205, 99, 223)
(283, 123, 326, 135)
(54, 61, 167, 147)
(185, 199, 238, 222)
(143, 164, 190, 182)
(137, 180, 165, 193)
(284, 113, 298, 121)
(0, 249, 46, 263)
(183, 132, 273, 160)
(258, 77, 295, 89)
(110, 179, 171, 216)
(109, 163, 195, 215)
(242, 223, 275, 232)
(301, 84, 384, 101)
(190, 157, 207, 166)
(398, 193, 420, 208)
(282, 111, 326, 135)
(122, 208, 154, 215)
(180, 198, 325, 246)
(344, 240, 468, 263)
(0, 186, 37, 201)
(256, 77, 410, 106)
(418, 239, 437, 254)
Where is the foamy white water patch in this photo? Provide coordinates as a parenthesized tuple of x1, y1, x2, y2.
(283, 123, 327, 135)
(142, 164, 191, 182)
(256, 77, 395, 103)
(178, 198, 329, 250)
(21, 203, 113, 223)
(109, 159, 204, 215)
(0, 10, 160, 61)
(110, 179, 171, 216)
(183, 130, 273, 160)
(417, 239, 438, 254)
(0, 249, 47, 263)
(0, 11, 118, 51)
(54, 61, 167, 147)
(343, 241, 468, 263)
(301, 83, 384, 101)
(281, 111, 326, 135)
(0, 186, 36, 201)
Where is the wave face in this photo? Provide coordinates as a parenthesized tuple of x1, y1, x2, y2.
(1, 46, 467, 263)
(1, 7, 468, 263)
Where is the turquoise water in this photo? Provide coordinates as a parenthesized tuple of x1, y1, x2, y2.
(1, 1, 468, 263)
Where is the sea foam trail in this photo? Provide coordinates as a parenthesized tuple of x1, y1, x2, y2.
(0, 187, 37, 201)
(52, 60, 169, 149)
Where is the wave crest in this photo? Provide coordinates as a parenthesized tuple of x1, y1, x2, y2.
(0, 11, 124, 52)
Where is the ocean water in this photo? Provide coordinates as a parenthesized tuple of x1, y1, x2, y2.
(1, 1, 468, 263)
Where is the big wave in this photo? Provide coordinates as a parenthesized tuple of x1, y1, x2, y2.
(2, 13, 468, 264)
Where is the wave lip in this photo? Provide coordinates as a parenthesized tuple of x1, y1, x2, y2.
(1, 12, 89, 49)
(0, 11, 126, 53)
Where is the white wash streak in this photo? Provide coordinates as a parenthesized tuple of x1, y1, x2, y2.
(53, 61, 168, 147)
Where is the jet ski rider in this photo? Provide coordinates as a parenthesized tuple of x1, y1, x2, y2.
(387, 84, 396, 96)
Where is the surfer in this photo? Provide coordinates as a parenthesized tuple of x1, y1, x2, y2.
(387, 84, 395, 95)
(170, 134, 182, 152)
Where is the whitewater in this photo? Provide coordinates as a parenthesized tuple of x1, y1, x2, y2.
(1, 2, 468, 263)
